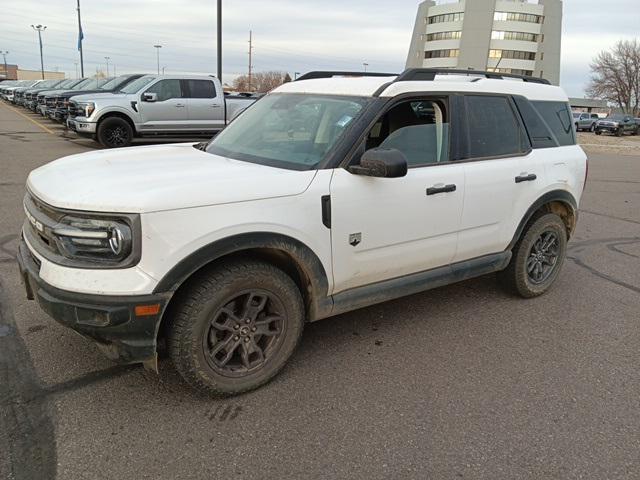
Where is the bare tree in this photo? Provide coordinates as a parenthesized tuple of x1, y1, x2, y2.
(586, 39, 640, 115)
(233, 71, 292, 93)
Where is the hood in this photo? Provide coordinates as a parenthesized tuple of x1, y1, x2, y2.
(27, 143, 317, 213)
(56, 88, 106, 99)
(71, 92, 129, 102)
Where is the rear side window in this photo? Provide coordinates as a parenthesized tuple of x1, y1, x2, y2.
(463, 95, 525, 159)
(512, 96, 557, 149)
(185, 80, 216, 99)
(531, 101, 575, 146)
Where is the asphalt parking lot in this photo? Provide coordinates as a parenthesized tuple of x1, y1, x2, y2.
(1, 102, 640, 480)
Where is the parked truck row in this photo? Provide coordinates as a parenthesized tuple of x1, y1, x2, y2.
(1, 75, 257, 148)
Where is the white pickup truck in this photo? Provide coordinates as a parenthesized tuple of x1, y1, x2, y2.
(66, 74, 256, 148)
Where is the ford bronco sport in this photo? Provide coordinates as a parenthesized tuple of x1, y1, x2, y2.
(18, 69, 587, 396)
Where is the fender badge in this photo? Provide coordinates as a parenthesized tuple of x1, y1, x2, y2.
(349, 233, 362, 247)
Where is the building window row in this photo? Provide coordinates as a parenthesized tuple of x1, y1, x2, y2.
(425, 49, 460, 59)
(491, 30, 538, 42)
(494, 11, 544, 24)
(487, 68, 534, 76)
(425, 31, 462, 41)
(489, 49, 536, 61)
(427, 12, 464, 24)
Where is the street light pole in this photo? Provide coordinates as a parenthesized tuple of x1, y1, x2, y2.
(153, 45, 162, 75)
(31, 24, 47, 79)
(1, 51, 8, 79)
(217, 0, 222, 82)
(104, 56, 110, 76)
(363, 62, 369, 72)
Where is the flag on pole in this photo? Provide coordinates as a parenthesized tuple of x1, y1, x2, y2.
(77, 25, 84, 51)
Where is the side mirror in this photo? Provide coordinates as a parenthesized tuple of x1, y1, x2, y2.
(348, 148, 408, 178)
(142, 92, 157, 102)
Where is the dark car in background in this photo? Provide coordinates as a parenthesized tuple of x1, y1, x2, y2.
(45, 77, 114, 121)
(35, 78, 89, 114)
(51, 74, 145, 123)
(22, 79, 68, 109)
(595, 114, 639, 136)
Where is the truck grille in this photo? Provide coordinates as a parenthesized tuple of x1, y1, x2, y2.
(23, 193, 65, 259)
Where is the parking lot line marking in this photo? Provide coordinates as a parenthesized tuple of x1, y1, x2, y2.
(1, 102, 56, 135)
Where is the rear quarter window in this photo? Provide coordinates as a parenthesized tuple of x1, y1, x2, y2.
(531, 101, 576, 146)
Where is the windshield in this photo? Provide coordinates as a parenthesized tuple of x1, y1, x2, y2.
(207, 93, 369, 170)
(100, 75, 129, 90)
(75, 78, 108, 90)
(607, 114, 626, 120)
(121, 76, 156, 94)
(572, 113, 580, 119)
(57, 79, 76, 88)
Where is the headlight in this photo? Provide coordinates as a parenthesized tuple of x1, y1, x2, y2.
(52, 215, 133, 263)
(77, 102, 96, 117)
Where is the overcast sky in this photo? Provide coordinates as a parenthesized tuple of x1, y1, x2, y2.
(2, 0, 638, 97)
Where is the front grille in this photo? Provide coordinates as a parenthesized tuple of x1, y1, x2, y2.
(23, 193, 65, 259)
(45, 97, 55, 107)
(68, 101, 79, 117)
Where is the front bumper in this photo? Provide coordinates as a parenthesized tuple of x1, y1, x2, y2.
(67, 117, 97, 134)
(596, 124, 619, 133)
(17, 238, 170, 365)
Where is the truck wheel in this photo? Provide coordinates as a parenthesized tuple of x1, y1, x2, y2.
(589, 123, 596, 132)
(168, 260, 305, 396)
(498, 213, 567, 298)
(616, 128, 624, 137)
(595, 130, 602, 135)
(97, 117, 133, 148)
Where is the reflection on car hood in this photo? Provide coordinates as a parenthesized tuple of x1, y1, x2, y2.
(27, 143, 317, 213)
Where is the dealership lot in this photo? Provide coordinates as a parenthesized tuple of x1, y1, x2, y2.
(1, 103, 640, 479)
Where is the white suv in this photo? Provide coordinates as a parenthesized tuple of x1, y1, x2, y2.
(18, 69, 587, 396)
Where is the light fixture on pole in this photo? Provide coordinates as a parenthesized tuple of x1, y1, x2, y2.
(153, 45, 162, 75)
(31, 24, 47, 79)
(104, 56, 110, 76)
(363, 62, 369, 72)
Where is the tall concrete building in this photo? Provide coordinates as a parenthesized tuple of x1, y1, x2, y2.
(406, 0, 562, 85)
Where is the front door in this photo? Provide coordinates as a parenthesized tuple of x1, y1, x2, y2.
(138, 79, 188, 132)
(329, 97, 465, 294)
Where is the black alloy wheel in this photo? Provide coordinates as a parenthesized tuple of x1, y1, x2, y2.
(526, 231, 560, 285)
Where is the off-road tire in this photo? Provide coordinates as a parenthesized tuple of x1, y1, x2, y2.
(498, 213, 568, 298)
(168, 260, 305, 396)
(97, 116, 133, 148)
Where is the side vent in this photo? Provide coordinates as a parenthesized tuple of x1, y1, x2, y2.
(321, 195, 331, 229)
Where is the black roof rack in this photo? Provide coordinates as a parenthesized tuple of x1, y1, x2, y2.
(295, 71, 398, 81)
(395, 68, 551, 85)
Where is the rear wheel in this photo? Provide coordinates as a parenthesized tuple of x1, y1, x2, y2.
(498, 213, 567, 298)
(589, 123, 596, 132)
(97, 117, 133, 148)
(168, 260, 305, 396)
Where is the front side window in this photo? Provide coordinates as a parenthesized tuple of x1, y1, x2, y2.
(144, 79, 183, 101)
(463, 96, 524, 159)
(207, 94, 369, 170)
(120, 76, 156, 94)
(363, 99, 450, 167)
(185, 80, 216, 99)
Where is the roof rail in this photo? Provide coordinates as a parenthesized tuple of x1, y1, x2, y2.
(295, 71, 398, 81)
(395, 68, 551, 85)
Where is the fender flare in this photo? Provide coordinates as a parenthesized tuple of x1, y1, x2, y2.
(153, 232, 332, 320)
(95, 109, 137, 130)
(507, 190, 578, 251)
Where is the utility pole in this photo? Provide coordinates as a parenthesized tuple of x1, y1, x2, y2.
(247, 30, 253, 92)
(1, 51, 8, 79)
(31, 24, 47, 79)
(217, 0, 222, 82)
(154, 45, 162, 74)
(104, 56, 110, 76)
(162, 66, 166, 74)
(76, 0, 84, 77)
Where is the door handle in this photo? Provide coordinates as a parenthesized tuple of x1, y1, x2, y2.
(211, 104, 222, 108)
(515, 174, 537, 183)
(426, 184, 457, 196)
(175, 103, 186, 108)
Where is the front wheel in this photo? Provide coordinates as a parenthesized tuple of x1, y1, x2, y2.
(498, 213, 568, 298)
(97, 117, 133, 148)
(589, 123, 596, 132)
(595, 130, 602, 135)
(168, 260, 305, 396)
(616, 128, 624, 137)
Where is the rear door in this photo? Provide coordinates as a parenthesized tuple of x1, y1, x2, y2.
(184, 79, 224, 131)
(138, 79, 188, 132)
(454, 94, 536, 262)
